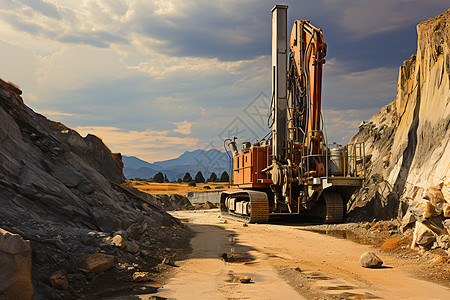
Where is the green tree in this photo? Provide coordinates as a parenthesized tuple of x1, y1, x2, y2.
(208, 172, 218, 182)
(177, 178, 182, 183)
(219, 171, 229, 182)
(164, 174, 169, 183)
(183, 172, 192, 182)
(153, 172, 164, 183)
(195, 171, 205, 183)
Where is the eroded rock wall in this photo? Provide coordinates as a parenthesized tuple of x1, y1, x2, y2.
(0, 78, 188, 298)
(348, 9, 450, 221)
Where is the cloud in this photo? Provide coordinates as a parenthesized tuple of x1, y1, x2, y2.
(18, 0, 61, 19)
(172, 120, 194, 134)
(73, 126, 199, 162)
(38, 110, 79, 117)
(1, 0, 449, 162)
(327, 0, 450, 38)
(323, 58, 398, 110)
(323, 108, 380, 143)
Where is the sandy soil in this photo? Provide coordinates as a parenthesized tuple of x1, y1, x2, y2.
(127, 181, 229, 196)
(147, 209, 450, 300)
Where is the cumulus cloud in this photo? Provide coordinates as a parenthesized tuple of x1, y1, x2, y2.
(172, 120, 194, 134)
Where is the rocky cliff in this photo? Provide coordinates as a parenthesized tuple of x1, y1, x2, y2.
(347, 10, 450, 222)
(0, 78, 189, 299)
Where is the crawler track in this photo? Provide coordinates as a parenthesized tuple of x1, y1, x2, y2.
(323, 192, 344, 223)
(220, 190, 269, 223)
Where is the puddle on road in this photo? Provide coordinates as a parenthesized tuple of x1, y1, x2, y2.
(325, 285, 354, 290)
(338, 291, 382, 299)
(301, 270, 383, 299)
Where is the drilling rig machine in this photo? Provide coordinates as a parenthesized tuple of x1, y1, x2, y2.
(220, 5, 365, 223)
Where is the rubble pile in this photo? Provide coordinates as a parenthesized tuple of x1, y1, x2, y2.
(347, 10, 450, 256)
(0, 78, 190, 299)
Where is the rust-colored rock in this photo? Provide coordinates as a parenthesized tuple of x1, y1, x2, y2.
(80, 253, 114, 273)
(0, 228, 33, 300)
(132, 272, 152, 282)
(48, 272, 68, 290)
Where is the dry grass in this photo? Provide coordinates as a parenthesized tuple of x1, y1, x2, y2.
(381, 235, 413, 250)
(126, 181, 229, 196)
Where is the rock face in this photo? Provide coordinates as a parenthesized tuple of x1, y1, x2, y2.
(0, 228, 33, 300)
(347, 10, 450, 222)
(0, 77, 189, 298)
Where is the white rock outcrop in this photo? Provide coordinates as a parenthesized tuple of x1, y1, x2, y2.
(348, 9, 450, 221)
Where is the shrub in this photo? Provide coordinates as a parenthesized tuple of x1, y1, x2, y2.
(188, 181, 196, 187)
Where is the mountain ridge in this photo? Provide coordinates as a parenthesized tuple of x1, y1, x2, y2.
(123, 148, 229, 180)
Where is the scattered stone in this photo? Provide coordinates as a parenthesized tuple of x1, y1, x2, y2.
(165, 248, 172, 252)
(294, 267, 302, 272)
(239, 276, 252, 283)
(125, 240, 139, 253)
(79, 253, 115, 273)
(0, 228, 34, 300)
(162, 257, 175, 266)
(132, 272, 152, 282)
(203, 201, 217, 209)
(221, 253, 229, 262)
(34, 250, 48, 264)
(48, 272, 69, 290)
(360, 252, 383, 268)
(243, 223, 248, 227)
(111, 234, 128, 249)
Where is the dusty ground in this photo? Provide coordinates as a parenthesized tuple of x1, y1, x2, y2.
(143, 209, 450, 300)
(127, 182, 229, 196)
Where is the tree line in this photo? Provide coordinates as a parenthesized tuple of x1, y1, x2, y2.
(133, 171, 229, 184)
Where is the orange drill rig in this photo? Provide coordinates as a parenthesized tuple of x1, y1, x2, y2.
(220, 5, 365, 223)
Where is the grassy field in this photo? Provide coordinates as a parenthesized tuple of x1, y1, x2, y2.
(126, 181, 229, 196)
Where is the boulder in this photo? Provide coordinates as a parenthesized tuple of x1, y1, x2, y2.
(443, 219, 450, 232)
(132, 272, 152, 282)
(422, 186, 446, 208)
(111, 234, 128, 249)
(0, 228, 33, 300)
(80, 253, 114, 273)
(411, 222, 436, 248)
(48, 272, 69, 290)
(125, 240, 139, 254)
(436, 235, 450, 250)
(416, 199, 439, 219)
(443, 204, 450, 218)
(400, 210, 419, 232)
(359, 252, 383, 268)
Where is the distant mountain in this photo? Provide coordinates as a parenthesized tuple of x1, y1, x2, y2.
(123, 149, 229, 181)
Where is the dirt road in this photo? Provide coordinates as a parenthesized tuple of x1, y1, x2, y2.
(153, 210, 450, 299)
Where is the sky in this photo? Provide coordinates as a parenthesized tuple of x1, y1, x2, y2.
(0, 0, 448, 163)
